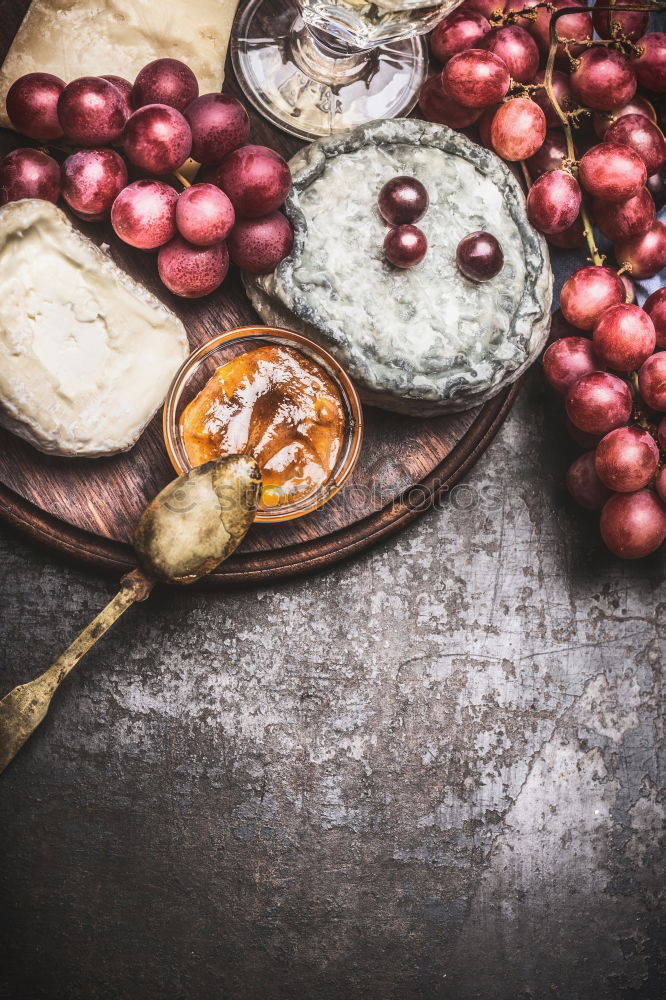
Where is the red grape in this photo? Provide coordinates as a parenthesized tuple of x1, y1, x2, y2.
(638, 352, 666, 411)
(595, 426, 659, 492)
(526, 131, 568, 179)
(175, 183, 235, 246)
(157, 236, 229, 297)
(6, 72, 64, 140)
(593, 96, 657, 140)
(579, 142, 646, 202)
(0, 148, 60, 205)
(614, 221, 666, 279)
(503, 0, 537, 10)
(548, 308, 580, 343)
(619, 273, 636, 304)
(418, 75, 482, 128)
(101, 76, 135, 118)
(477, 105, 498, 148)
(600, 489, 666, 558)
(111, 179, 178, 249)
(566, 416, 603, 449)
(560, 266, 625, 330)
(656, 466, 666, 503)
(532, 70, 575, 128)
(123, 104, 192, 175)
(592, 303, 656, 372)
(530, 0, 592, 58)
(482, 25, 539, 84)
(571, 48, 636, 112)
(631, 33, 666, 93)
(527, 170, 581, 234)
(456, 231, 504, 281)
(227, 212, 294, 274)
(655, 100, 666, 135)
(384, 225, 428, 268)
(61, 149, 128, 219)
(442, 49, 510, 109)
(592, 2, 648, 42)
(546, 216, 586, 250)
(203, 145, 291, 218)
(659, 416, 666, 451)
(565, 371, 632, 434)
(646, 169, 666, 209)
(593, 187, 655, 241)
(183, 93, 250, 166)
(490, 98, 546, 161)
(643, 287, 666, 348)
(430, 9, 490, 64)
(466, 0, 507, 16)
(57, 76, 127, 146)
(604, 114, 666, 176)
(378, 177, 429, 225)
(566, 450, 613, 510)
(543, 336, 603, 393)
(131, 59, 198, 113)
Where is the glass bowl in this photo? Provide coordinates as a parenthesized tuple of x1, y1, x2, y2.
(163, 326, 364, 524)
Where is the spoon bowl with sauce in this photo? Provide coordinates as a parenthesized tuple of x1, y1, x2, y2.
(164, 327, 363, 522)
(0, 455, 262, 774)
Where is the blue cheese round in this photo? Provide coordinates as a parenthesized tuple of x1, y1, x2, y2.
(244, 120, 553, 416)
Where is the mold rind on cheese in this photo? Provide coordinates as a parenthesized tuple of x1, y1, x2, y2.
(245, 119, 553, 416)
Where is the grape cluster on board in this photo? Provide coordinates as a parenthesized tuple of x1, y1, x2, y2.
(0, 59, 295, 298)
(423, 0, 666, 558)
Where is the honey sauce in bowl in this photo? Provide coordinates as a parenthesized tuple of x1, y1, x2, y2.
(179, 345, 346, 513)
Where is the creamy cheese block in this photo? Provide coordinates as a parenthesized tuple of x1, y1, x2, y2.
(0, 0, 239, 128)
(0, 199, 189, 457)
(245, 120, 553, 416)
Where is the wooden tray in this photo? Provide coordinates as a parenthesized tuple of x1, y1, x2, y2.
(0, 5, 521, 585)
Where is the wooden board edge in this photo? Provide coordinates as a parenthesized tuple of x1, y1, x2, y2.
(0, 381, 520, 587)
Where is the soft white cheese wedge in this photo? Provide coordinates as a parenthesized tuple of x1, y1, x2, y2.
(0, 199, 189, 457)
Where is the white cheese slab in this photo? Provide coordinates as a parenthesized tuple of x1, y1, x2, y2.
(0, 199, 189, 457)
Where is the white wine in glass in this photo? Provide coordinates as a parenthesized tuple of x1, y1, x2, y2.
(232, 0, 463, 140)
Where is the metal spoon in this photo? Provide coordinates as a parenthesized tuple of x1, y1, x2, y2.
(0, 455, 262, 774)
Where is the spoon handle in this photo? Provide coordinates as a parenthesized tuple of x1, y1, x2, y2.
(0, 569, 154, 775)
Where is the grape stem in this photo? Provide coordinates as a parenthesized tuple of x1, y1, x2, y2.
(541, 4, 665, 268)
(173, 171, 192, 189)
(542, 9, 603, 265)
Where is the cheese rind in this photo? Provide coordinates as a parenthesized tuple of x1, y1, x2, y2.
(0, 199, 189, 457)
(0, 0, 239, 128)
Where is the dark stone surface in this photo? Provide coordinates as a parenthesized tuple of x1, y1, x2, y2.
(0, 369, 664, 1000)
(0, 2, 664, 991)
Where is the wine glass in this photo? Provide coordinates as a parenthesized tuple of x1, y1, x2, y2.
(232, 0, 462, 140)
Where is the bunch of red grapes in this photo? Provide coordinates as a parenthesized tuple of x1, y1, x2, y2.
(0, 59, 295, 297)
(544, 272, 665, 558)
(422, 0, 666, 558)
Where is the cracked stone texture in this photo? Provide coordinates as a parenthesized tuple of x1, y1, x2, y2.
(0, 368, 663, 1000)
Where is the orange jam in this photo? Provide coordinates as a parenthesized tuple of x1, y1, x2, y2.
(179, 345, 346, 511)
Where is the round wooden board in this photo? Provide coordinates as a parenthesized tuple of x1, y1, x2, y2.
(0, 3, 522, 586)
(0, 384, 518, 586)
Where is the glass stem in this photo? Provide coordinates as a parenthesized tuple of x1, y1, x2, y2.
(289, 16, 374, 86)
